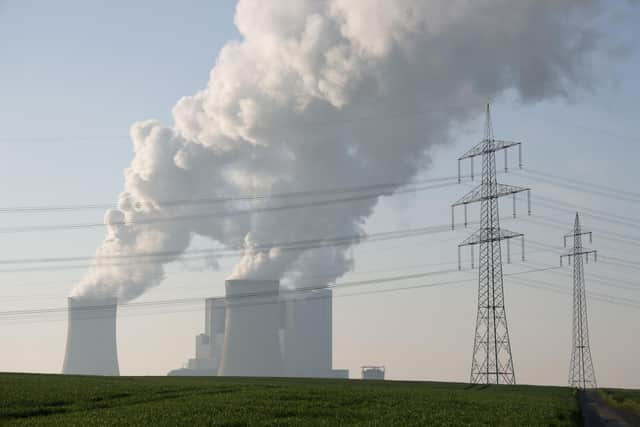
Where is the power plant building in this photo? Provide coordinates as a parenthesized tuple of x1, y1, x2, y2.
(170, 281, 347, 379)
(62, 280, 343, 379)
(62, 297, 120, 376)
(218, 279, 284, 377)
(169, 298, 225, 376)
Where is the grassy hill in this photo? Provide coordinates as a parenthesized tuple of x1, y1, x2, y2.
(0, 373, 582, 426)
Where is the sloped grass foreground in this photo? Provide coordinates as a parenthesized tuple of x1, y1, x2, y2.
(0, 373, 581, 426)
(600, 388, 640, 417)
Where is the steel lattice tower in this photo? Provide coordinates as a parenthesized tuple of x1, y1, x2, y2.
(561, 213, 598, 389)
(452, 105, 530, 385)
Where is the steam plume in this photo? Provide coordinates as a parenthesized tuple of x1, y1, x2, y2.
(73, 0, 610, 302)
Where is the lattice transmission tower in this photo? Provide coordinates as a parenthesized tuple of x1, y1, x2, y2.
(451, 104, 531, 385)
(560, 213, 598, 389)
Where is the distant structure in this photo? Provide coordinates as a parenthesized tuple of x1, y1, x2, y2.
(452, 104, 530, 385)
(361, 366, 385, 380)
(331, 369, 349, 379)
(282, 288, 333, 378)
(62, 297, 120, 376)
(561, 213, 598, 389)
(169, 298, 225, 376)
(218, 279, 284, 377)
(204, 297, 226, 369)
(169, 282, 347, 378)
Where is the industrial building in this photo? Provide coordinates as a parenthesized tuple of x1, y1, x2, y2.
(61, 279, 348, 379)
(62, 297, 120, 376)
(169, 297, 225, 376)
(331, 369, 349, 379)
(205, 297, 226, 358)
(171, 280, 348, 379)
(361, 366, 386, 380)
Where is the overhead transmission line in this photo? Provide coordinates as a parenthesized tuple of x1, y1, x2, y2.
(522, 259, 639, 293)
(510, 276, 640, 310)
(523, 216, 640, 248)
(522, 168, 640, 201)
(527, 235, 640, 272)
(0, 180, 461, 234)
(6, 263, 639, 326)
(531, 195, 640, 230)
(463, 174, 640, 238)
(0, 245, 562, 300)
(0, 174, 461, 214)
(0, 258, 465, 300)
(2, 164, 636, 236)
(0, 265, 561, 324)
(0, 224, 453, 266)
(514, 169, 640, 204)
(0, 214, 549, 274)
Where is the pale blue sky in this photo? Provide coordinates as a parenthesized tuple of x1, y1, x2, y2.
(0, 1, 639, 387)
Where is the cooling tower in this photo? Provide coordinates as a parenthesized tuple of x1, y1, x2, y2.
(218, 280, 283, 377)
(283, 288, 333, 378)
(62, 297, 120, 376)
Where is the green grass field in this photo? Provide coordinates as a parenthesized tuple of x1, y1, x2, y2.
(600, 388, 640, 417)
(0, 373, 582, 426)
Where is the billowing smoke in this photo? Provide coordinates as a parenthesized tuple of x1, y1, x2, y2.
(72, 0, 610, 302)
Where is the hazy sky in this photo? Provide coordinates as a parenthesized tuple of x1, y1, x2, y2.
(0, 1, 639, 388)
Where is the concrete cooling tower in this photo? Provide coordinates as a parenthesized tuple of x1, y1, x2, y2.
(62, 297, 120, 376)
(218, 279, 283, 377)
(283, 288, 333, 378)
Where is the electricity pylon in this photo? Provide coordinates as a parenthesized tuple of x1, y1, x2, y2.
(561, 213, 598, 389)
(452, 104, 531, 385)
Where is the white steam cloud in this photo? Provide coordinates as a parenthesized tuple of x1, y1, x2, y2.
(73, 0, 610, 302)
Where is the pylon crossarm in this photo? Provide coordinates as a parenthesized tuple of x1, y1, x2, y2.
(458, 140, 522, 161)
(563, 231, 593, 247)
(452, 184, 529, 207)
(560, 250, 597, 266)
(458, 228, 523, 247)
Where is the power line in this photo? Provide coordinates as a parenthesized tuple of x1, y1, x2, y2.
(523, 259, 640, 293)
(522, 168, 640, 200)
(511, 277, 640, 310)
(524, 216, 640, 248)
(0, 265, 560, 324)
(0, 223, 469, 273)
(0, 181, 460, 234)
(514, 169, 640, 204)
(0, 246, 563, 302)
(0, 258, 465, 300)
(527, 237, 640, 280)
(0, 224, 452, 266)
(0, 212, 546, 275)
(0, 244, 561, 299)
(530, 198, 640, 233)
(0, 174, 461, 214)
(531, 194, 640, 230)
